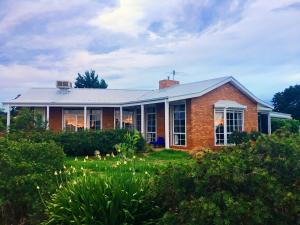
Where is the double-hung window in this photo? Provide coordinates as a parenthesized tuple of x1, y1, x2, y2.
(173, 103, 186, 146)
(64, 109, 84, 132)
(215, 107, 244, 145)
(146, 106, 156, 143)
(89, 109, 102, 130)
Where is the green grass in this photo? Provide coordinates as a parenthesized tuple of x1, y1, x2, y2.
(65, 149, 195, 176)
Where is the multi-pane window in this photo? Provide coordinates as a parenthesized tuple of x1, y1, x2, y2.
(214, 108, 244, 145)
(64, 109, 84, 132)
(135, 108, 141, 132)
(146, 106, 156, 142)
(123, 110, 134, 130)
(114, 109, 120, 129)
(89, 109, 102, 130)
(215, 110, 225, 145)
(226, 110, 243, 143)
(173, 103, 186, 146)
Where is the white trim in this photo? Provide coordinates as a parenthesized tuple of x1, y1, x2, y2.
(164, 99, 170, 149)
(145, 105, 157, 143)
(268, 113, 272, 135)
(120, 106, 123, 129)
(46, 106, 50, 130)
(6, 104, 10, 132)
(84, 106, 87, 130)
(269, 112, 292, 120)
(141, 104, 145, 137)
(171, 100, 187, 147)
(214, 108, 245, 146)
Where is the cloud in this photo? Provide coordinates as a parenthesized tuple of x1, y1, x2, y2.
(0, 0, 300, 104)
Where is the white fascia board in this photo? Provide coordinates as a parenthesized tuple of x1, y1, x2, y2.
(270, 112, 292, 119)
(5, 103, 123, 108)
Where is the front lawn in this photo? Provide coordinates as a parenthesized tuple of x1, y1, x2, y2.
(66, 149, 195, 176)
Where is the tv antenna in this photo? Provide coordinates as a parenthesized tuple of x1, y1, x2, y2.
(165, 69, 186, 80)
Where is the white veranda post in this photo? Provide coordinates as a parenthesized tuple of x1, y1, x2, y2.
(165, 99, 170, 149)
(141, 104, 145, 137)
(6, 105, 10, 132)
(120, 106, 123, 129)
(84, 106, 87, 130)
(46, 106, 50, 130)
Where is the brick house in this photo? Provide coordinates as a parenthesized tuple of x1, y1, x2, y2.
(3, 76, 291, 150)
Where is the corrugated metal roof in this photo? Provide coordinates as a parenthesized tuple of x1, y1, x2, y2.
(3, 76, 273, 109)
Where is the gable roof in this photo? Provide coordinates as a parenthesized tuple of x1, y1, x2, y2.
(3, 76, 273, 109)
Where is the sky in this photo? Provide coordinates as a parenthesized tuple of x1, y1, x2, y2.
(0, 0, 300, 105)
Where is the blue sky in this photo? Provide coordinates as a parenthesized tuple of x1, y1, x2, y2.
(0, 0, 300, 105)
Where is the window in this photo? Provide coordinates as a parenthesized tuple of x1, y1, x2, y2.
(114, 109, 120, 129)
(146, 106, 156, 142)
(123, 110, 134, 130)
(135, 108, 141, 132)
(64, 109, 84, 132)
(89, 109, 102, 130)
(215, 108, 244, 145)
(173, 103, 186, 146)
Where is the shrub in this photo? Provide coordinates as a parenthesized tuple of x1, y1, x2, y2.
(155, 132, 300, 225)
(43, 173, 160, 225)
(0, 138, 65, 225)
(0, 119, 5, 132)
(271, 118, 300, 133)
(8, 129, 148, 156)
(228, 130, 250, 145)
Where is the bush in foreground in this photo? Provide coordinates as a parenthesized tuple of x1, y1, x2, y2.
(8, 129, 148, 156)
(43, 173, 160, 225)
(154, 131, 300, 225)
(0, 138, 65, 225)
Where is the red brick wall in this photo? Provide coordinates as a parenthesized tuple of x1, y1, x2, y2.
(189, 82, 258, 150)
(102, 107, 114, 129)
(159, 80, 179, 89)
(49, 107, 62, 132)
(156, 103, 165, 138)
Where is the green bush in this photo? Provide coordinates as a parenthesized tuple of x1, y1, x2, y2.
(0, 119, 5, 132)
(154, 132, 300, 225)
(228, 130, 250, 145)
(8, 129, 148, 156)
(43, 173, 160, 225)
(0, 138, 65, 225)
(271, 118, 300, 133)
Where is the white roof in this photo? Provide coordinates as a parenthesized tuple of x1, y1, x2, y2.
(3, 76, 273, 109)
(269, 112, 292, 119)
(214, 100, 247, 109)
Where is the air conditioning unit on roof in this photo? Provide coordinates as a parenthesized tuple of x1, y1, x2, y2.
(56, 81, 72, 89)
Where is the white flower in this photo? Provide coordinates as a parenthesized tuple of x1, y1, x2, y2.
(123, 161, 127, 165)
(69, 199, 72, 203)
(59, 170, 62, 175)
(85, 156, 89, 160)
(73, 180, 77, 185)
(132, 172, 136, 176)
(106, 153, 110, 157)
(59, 184, 62, 189)
(145, 171, 149, 175)
(83, 158, 86, 162)
(75, 157, 78, 161)
(81, 166, 84, 170)
(36, 186, 40, 190)
(54, 171, 58, 176)
(133, 155, 136, 159)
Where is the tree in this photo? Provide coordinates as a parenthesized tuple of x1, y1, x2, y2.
(74, 70, 108, 88)
(272, 84, 300, 120)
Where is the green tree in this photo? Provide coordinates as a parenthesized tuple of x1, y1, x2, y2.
(272, 84, 300, 120)
(74, 70, 108, 88)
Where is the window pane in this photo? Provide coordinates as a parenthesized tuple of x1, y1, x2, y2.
(173, 103, 186, 146)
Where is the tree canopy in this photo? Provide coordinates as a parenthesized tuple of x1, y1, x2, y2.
(74, 70, 108, 89)
(272, 84, 300, 120)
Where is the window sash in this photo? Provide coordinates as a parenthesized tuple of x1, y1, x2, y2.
(146, 107, 156, 142)
(214, 108, 244, 145)
(173, 103, 186, 146)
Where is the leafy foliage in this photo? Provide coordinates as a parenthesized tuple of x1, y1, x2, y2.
(0, 138, 65, 225)
(271, 118, 300, 133)
(43, 173, 160, 225)
(75, 69, 108, 88)
(272, 84, 300, 120)
(115, 130, 141, 158)
(10, 108, 46, 132)
(154, 132, 300, 225)
(8, 129, 148, 156)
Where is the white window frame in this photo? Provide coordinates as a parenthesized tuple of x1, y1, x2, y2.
(172, 101, 187, 147)
(214, 107, 244, 146)
(146, 106, 157, 143)
(63, 109, 84, 132)
(88, 109, 103, 130)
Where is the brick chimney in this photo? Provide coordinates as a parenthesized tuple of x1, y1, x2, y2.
(159, 78, 180, 89)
